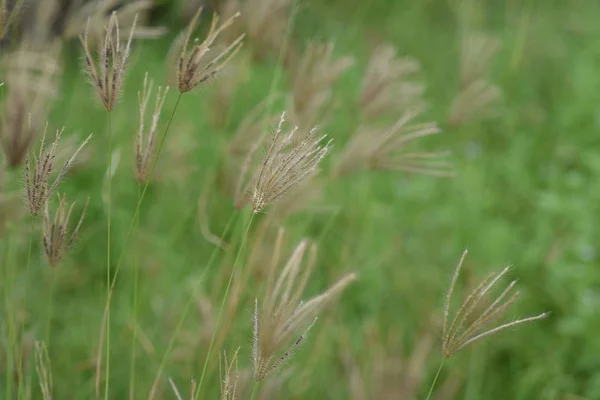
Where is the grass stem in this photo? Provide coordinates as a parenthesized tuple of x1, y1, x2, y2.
(249, 380, 261, 400)
(104, 111, 113, 400)
(425, 359, 445, 400)
(148, 212, 238, 400)
(194, 211, 255, 400)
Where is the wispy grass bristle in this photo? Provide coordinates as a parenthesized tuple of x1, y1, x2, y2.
(220, 349, 240, 400)
(447, 31, 502, 127)
(0, 41, 61, 168)
(80, 11, 138, 112)
(240, 112, 332, 213)
(360, 44, 426, 121)
(252, 232, 356, 381)
(42, 193, 89, 267)
(291, 41, 353, 128)
(177, 8, 245, 93)
(34, 341, 53, 400)
(135, 72, 170, 183)
(442, 249, 549, 358)
(334, 109, 452, 178)
(24, 124, 92, 217)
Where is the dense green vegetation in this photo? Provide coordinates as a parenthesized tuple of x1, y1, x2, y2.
(1, 0, 599, 398)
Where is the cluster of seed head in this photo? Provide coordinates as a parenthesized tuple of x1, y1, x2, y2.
(252, 230, 356, 381)
(24, 124, 91, 217)
(135, 73, 170, 183)
(442, 250, 549, 358)
(360, 44, 426, 121)
(219, 349, 239, 400)
(177, 8, 245, 93)
(80, 11, 137, 112)
(43, 194, 89, 267)
(248, 113, 332, 214)
(334, 109, 452, 178)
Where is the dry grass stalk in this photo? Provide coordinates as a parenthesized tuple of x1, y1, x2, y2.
(220, 349, 240, 400)
(333, 110, 452, 178)
(253, 233, 356, 381)
(360, 44, 426, 121)
(135, 72, 170, 183)
(80, 11, 138, 112)
(290, 42, 354, 128)
(0, 42, 61, 168)
(176, 8, 245, 93)
(240, 112, 332, 213)
(24, 125, 92, 216)
(34, 341, 53, 400)
(63, 0, 164, 41)
(442, 250, 549, 358)
(42, 194, 89, 267)
(448, 31, 502, 127)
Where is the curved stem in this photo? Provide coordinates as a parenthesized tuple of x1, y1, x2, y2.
(425, 359, 445, 400)
(194, 212, 255, 400)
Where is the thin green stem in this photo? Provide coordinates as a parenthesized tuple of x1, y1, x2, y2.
(104, 111, 113, 400)
(4, 233, 15, 400)
(129, 184, 141, 400)
(249, 380, 261, 400)
(148, 212, 238, 399)
(103, 93, 181, 398)
(194, 212, 255, 400)
(44, 269, 57, 345)
(425, 359, 445, 400)
(110, 93, 183, 289)
(16, 218, 34, 398)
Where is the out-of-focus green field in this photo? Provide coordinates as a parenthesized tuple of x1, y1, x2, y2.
(2, 0, 600, 398)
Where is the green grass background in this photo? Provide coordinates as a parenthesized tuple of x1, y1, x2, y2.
(2, 0, 600, 398)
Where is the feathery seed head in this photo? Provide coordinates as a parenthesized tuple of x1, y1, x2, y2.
(24, 124, 91, 217)
(177, 8, 244, 93)
(0, 42, 61, 168)
(441, 249, 549, 358)
(80, 11, 138, 112)
(252, 232, 356, 381)
(42, 194, 89, 267)
(245, 112, 332, 214)
(63, 1, 164, 41)
(220, 349, 240, 400)
(334, 109, 452, 178)
(135, 72, 170, 183)
(291, 42, 354, 128)
(34, 341, 53, 400)
(459, 32, 501, 86)
(360, 44, 426, 121)
(448, 31, 502, 127)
